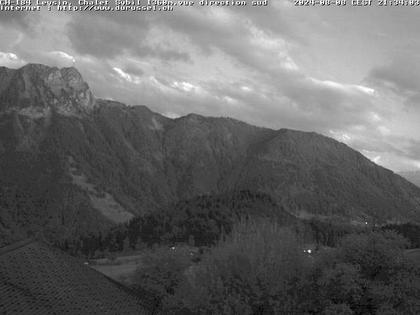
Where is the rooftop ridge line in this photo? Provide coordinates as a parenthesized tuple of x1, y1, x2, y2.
(0, 238, 34, 256)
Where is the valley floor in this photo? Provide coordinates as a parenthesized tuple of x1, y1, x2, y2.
(91, 247, 420, 288)
(89, 253, 144, 285)
(406, 248, 420, 263)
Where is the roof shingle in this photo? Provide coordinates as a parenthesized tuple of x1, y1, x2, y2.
(0, 240, 158, 314)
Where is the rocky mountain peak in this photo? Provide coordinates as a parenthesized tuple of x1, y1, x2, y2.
(0, 64, 95, 117)
(58, 66, 88, 91)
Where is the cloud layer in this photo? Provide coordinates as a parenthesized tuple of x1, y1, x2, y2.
(1, 5, 420, 171)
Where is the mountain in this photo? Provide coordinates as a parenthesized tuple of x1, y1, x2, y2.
(400, 171, 420, 188)
(1, 64, 420, 243)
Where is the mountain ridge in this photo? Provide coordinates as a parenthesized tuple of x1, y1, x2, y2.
(1, 63, 420, 244)
(400, 170, 420, 188)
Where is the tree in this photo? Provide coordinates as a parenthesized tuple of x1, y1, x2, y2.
(338, 231, 409, 280)
(132, 245, 193, 312)
(316, 231, 420, 314)
(177, 218, 312, 315)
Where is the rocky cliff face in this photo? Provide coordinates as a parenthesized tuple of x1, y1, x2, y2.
(1, 64, 420, 243)
(0, 64, 95, 117)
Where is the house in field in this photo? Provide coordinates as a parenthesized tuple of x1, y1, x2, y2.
(0, 239, 160, 314)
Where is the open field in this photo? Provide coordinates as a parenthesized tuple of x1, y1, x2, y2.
(89, 254, 144, 284)
(406, 249, 420, 263)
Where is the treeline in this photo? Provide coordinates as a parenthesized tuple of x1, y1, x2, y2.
(56, 190, 420, 258)
(382, 223, 420, 248)
(57, 190, 292, 257)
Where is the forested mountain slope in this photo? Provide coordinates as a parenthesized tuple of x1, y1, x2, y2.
(1, 64, 420, 243)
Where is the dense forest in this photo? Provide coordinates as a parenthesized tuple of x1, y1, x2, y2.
(55, 190, 420, 260)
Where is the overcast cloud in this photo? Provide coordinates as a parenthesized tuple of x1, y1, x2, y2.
(0, 3, 419, 171)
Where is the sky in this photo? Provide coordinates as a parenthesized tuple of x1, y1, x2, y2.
(0, 2, 419, 172)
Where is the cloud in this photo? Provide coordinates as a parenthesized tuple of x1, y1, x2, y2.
(67, 14, 189, 62)
(67, 15, 147, 58)
(113, 67, 142, 84)
(355, 54, 420, 170)
(37, 51, 76, 67)
(118, 61, 144, 78)
(0, 52, 26, 68)
(171, 81, 202, 93)
(308, 78, 375, 96)
(49, 51, 75, 64)
(0, 12, 31, 28)
(0, 5, 419, 172)
(368, 56, 420, 96)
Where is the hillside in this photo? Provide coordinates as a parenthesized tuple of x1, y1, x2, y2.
(1, 64, 420, 243)
(400, 170, 420, 188)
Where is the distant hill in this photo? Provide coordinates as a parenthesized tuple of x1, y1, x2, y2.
(1, 64, 420, 243)
(400, 170, 420, 188)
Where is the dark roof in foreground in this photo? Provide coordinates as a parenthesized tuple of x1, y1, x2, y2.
(0, 240, 158, 314)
